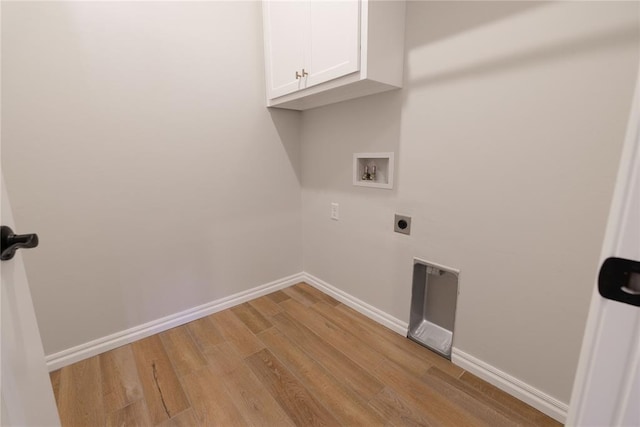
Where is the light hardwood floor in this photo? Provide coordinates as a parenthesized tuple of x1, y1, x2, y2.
(50, 283, 561, 426)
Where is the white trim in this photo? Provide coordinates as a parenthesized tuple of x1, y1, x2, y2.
(452, 348, 568, 424)
(302, 272, 408, 336)
(567, 64, 640, 426)
(304, 272, 568, 423)
(45, 273, 305, 371)
(45, 270, 569, 426)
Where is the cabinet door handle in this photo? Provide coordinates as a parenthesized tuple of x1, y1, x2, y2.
(295, 71, 302, 79)
(302, 68, 308, 77)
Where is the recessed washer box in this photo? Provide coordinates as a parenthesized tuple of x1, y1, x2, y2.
(353, 152, 394, 189)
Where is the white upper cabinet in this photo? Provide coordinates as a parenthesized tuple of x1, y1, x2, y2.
(263, 0, 308, 98)
(264, 0, 360, 98)
(263, 0, 406, 110)
(306, 0, 360, 88)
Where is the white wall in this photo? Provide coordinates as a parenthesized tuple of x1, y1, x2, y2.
(1, 1, 302, 355)
(3, 0, 639, 410)
(301, 1, 639, 404)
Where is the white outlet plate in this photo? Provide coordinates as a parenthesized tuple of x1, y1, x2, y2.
(331, 203, 339, 220)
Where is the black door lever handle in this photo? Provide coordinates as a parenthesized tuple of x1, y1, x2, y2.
(599, 257, 640, 307)
(1, 225, 39, 261)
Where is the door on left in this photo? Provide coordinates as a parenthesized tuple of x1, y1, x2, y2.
(1, 175, 60, 426)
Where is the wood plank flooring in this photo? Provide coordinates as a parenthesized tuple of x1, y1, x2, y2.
(50, 283, 561, 426)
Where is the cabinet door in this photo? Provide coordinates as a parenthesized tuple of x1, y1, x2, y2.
(263, 0, 308, 98)
(307, 0, 360, 88)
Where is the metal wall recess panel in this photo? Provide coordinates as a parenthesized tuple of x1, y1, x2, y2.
(408, 259, 459, 359)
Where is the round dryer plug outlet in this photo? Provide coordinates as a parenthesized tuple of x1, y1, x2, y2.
(394, 214, 411, 235)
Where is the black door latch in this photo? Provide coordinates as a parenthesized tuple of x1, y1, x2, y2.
(599, 257, 640, 307)
(1, 225, 39, 261)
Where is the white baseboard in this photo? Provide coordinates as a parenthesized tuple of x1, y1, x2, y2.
(45, 273, 305, 371)
(304, 272, 568, 424)
(46, 271, 568, 426)
(302, 272, 409, 336)
(452, 348, 568, 424)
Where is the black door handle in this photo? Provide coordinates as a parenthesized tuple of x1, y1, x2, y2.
(1, 225, 39, 261)
(599, 257, 640, 307)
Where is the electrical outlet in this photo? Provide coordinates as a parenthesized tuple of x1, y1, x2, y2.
(394, 214, 411, 235)
(331, 203, 339, 220)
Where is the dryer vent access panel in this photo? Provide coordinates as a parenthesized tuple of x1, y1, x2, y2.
(408, 259, 459, 359)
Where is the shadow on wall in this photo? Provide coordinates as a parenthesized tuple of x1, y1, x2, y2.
(406, 1, 545, 48)
(405, 1, 639, 90)
(269, 108, 303, 184)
